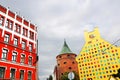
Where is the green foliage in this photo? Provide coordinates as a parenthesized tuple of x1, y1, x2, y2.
(48, 75, 53, 80)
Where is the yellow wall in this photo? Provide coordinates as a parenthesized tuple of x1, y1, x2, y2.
(76, 27, 120, 80)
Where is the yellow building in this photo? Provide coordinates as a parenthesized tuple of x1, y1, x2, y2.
(76, 27, 120, 80)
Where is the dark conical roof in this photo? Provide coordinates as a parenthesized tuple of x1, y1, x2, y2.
(60, 40, 72, 54)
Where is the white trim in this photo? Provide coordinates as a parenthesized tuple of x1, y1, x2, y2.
(0, 60, 35, 68)
(0, 11, 37, 46)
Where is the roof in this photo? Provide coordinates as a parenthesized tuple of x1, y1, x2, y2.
(60, 40, 73, 54)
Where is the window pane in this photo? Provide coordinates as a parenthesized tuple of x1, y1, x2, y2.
(12, 52, 17, 62)
(20, 70, 24, 80)
(21, 54, 25, 64)
(29, 44, 32, 52)
(10, 69, 15, 79)
(5, 20, 9, 27)
(0, 67, 5, 78)
(4, 34, 9, 43)
(22, 41, 26, 49)
(14, 38, 18, 46)
(28, 57, 32, 65)
(2, 49, 8, 60)
(9, 21, 13, 30)
(0, 17, 4, 25)
(28, 71, 32, 80)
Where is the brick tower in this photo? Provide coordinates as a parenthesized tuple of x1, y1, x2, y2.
(54, 40, 78, 80)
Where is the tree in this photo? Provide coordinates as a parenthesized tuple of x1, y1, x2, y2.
(60, 71, 80, 80)
(48, 75, 53, 80)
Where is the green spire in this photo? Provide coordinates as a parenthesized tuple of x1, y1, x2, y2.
(60, 40, 72, 54)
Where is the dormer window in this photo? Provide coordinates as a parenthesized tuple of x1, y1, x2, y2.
(89, 34, 95, 39)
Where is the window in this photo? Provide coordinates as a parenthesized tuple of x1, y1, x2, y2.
(14, 37, 18, 46)
(64, 62, 67, 64)
(10, 69, 15, 79)
(28, 71, 32, 80)
(68, 67, 72, 70)
(72, 61, 75, 64)
(0, 16, 4, 25)
(29, 31, 34, 40)
(22, 41, 26, 49)
(9, 21, 13, 30)
(20, 70, 24, 80)
(5, 19, 9, 28)
(0, 67, 5, 79)
(29, 43, 33, 52)
(58, 64, 60, 66)
(15, 24, 21, 33)
(2, 49, 8, 60)
(12, 52, 17, 62)
(20, 54, 25, 64)
(23, 28, 28, 37)
(28, 56, 32, 65)
(4, 34, 9, 43)
(59, 56, 62, 58)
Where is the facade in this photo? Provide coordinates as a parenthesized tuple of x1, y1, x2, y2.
(76, 27, 120, 80)
(54, 40, 78, 80)
(0, 5, 38, 80)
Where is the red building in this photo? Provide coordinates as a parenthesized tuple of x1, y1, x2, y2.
(54, 40, 78, 80)
(0, 5, 38, 80)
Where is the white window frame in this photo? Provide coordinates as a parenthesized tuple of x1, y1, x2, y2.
(20, 54, 25, 64)
(9, 21, 13, 30)
(5, 19, 9, 28)
(2, 49, 8, 60)
(12, 52, 17, 62)
(10, 68, 15, 79)
(28, 56, 32, 65)
(22, 41, 26, 49)
(4, 34, 9, 43)
(29, 44, 32, 52)
(0, 17, 4, 25)
(0, 67, 5, 78)
(14, 37, 18, 46)
(28, 71, 32, 80)
(20, 70, 24, 80)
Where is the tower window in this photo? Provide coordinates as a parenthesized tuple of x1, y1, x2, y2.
(72, 61, 75, 64)
(58, 64, 60, 66)
(64, 62, 67, 64)
(67, 55, 70, 57)
(59, 56, 62, 58)
(68, 67, 72, 70)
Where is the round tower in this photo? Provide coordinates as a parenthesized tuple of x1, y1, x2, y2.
(56, 40, 78, 80)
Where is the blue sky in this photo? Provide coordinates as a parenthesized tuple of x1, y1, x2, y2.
(1, 0, 120, 80)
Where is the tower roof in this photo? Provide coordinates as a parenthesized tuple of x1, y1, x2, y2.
(60, 40, 73, 54)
